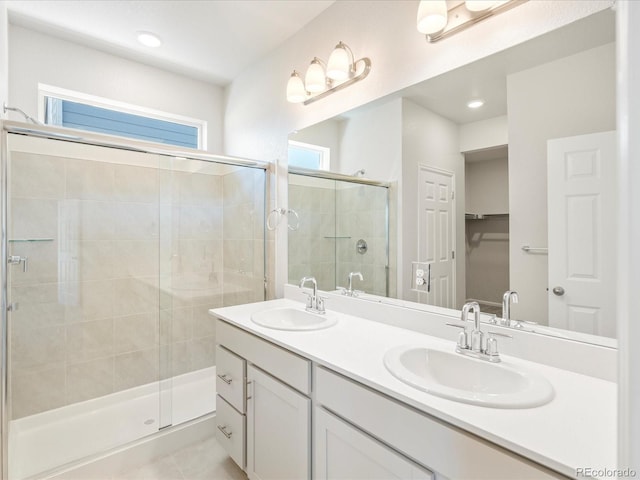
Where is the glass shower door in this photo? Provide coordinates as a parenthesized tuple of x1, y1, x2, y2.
(5, 134, 164, 478)
(158, 156, 266, 427)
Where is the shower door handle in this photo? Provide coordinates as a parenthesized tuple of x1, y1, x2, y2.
(8, 255, 28, 273)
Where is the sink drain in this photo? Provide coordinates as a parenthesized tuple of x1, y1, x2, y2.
(144, 419, 155, 425)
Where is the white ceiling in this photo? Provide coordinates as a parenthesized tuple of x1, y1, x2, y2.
(6, 0, 335, 85)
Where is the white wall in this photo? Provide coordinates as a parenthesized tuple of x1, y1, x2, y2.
(459, 115, 508, 153)
(618, 0, 640, 471)
(507, 42, 616, 324)
(8, 25, 224, 152)
(0, 1, 8, 109)
(338, 99, 402, 181)
(401, 99, 464, 306)
(465, 157, 509, 214)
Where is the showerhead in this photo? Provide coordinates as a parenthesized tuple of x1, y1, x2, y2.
(3, 102, 43, 125)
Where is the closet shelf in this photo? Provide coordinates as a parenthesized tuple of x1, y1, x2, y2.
(465, 213, 509, 220)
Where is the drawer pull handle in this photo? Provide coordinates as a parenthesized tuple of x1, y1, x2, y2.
(217, 425, 233, 439)
(217, 374, 233, 385)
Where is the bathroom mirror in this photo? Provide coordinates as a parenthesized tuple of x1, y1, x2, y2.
(287, 9, 617, 346)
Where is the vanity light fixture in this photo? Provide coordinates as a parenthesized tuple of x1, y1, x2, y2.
(137, 31, 162, 48)
(417, 0, 527, 42)
(286, 41, 371, 105)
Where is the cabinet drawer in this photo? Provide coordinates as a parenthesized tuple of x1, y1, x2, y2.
(216, 319, 311, 394)
(216, 345, 245, 413)
(315, 366, 565, 480)
(215, 395, 245, 469)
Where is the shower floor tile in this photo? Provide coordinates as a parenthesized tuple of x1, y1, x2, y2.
(113, 435, 246, 480)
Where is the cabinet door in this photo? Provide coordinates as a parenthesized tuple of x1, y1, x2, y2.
(246, 365, 310, 480)
(315, 407, 434, 480)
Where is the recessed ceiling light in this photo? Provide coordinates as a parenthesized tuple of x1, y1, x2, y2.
(467, 99, 485, 109)
(137, 31, 162, 48)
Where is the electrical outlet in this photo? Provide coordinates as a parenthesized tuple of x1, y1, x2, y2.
(411, 261, 431, 292)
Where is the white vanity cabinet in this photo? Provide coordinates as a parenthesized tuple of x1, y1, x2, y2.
(213, 315, 568, 480)
(215, 318, 312, 480)
(315, 366, 566, 480)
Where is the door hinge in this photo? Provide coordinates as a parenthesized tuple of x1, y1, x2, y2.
(451, 191, 455, 200)
(452, 251, 455, 259)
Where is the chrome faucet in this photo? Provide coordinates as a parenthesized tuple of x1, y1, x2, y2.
(299, 276, 325, 314)
(501, 290, 519, 326)
(447, 301, 511, 363)
(342, 271, 363, 297)
(463, 301, 483, 353)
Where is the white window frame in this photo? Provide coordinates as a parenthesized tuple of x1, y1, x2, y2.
(288, 140, 331, 171)
(37, 84, 208, 150)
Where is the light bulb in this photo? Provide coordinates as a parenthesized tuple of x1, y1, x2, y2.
(416, 0, 448, 35)
(326, 43, 351, 81)
(465, 1, 499, 12)
(286, 71, 306, 103)
(305, 58, 327, 93)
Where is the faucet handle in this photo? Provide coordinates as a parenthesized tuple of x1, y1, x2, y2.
(446, 323, 469, 350)
(486, 331, 513, 359)
(302, 292, 314, 309)
(316, 296, 327, 313)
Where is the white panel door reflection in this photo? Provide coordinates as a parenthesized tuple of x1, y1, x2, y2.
(547, 131, 616, 337)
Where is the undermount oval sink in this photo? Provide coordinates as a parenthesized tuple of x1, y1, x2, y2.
(251, 307, 338, 331)
(384, 345, 554, 408)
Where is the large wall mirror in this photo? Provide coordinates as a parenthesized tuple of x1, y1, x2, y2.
(288, 9, 616, 346)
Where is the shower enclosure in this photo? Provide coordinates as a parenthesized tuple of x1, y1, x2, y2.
(1, 123, 266, 478)
(287, 169, 389, 297)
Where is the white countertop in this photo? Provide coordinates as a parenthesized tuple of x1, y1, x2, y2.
(210, 298, 617, 479)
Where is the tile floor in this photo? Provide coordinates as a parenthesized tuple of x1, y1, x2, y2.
(113, 435, 246, 480)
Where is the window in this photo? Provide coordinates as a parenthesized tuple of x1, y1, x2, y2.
(288, 140, 330, 170)
(39, 84, 206, 150)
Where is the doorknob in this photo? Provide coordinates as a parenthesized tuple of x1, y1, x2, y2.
(552, 286, 565, 296)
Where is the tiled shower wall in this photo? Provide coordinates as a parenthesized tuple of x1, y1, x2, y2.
(335, 183, 388, 297)
(288, 176, 388, 296)
(288, 180, 336, 291)
(9, 147, 264, 419)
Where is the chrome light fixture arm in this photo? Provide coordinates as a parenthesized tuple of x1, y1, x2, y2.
(302, 57, 371, 106)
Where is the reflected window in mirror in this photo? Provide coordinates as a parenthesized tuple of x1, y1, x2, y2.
(288, 140, 330, 170)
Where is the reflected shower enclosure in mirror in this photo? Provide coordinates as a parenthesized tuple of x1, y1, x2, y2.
(287, 8, 616, 344)
(287, 170, 390, 297)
